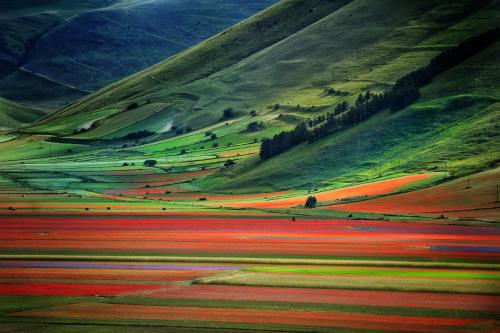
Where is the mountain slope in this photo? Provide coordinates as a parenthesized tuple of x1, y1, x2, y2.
(0, 0, 277, 108)
(22, 0, 278, 91)
(0, 97, 46, 129)
(219, 39, 500, 191)
(14, 0, 500, 194)
(0, 0, 119, 108)
(30, 0, 353, 133)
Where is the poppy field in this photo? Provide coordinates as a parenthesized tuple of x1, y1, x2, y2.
(0, 137, 499, 332)
(0, 202, 499, 332)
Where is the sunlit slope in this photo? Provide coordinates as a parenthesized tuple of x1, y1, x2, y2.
(220, 40, 500, 191)
(30, 0, 352, 134)
(0, 97, 46, 129)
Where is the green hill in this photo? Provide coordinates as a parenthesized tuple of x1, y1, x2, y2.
(0, 97, 46, 129)
(13, 0, 500, 192)
(0, 0, 276, 108)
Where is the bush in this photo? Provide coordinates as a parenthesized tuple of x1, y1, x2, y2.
(180, 149, 187, 155)
(222, 107, 235, 119)
(224, 159, 236, 167)
(123, 130, 154, 140)
(205, 131, 212, 137)
(210, 133, 217, 140)
(250, 110, 257, 117)
(212, 142, 219, 148)
(144, 159, 158, 167)
(126, 102, 139, 110)
(247, 121, 265, 132)
(304, 196, 317, 208)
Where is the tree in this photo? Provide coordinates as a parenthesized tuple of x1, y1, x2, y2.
(144, 159, 157, 167)
(180, 149, 187, 155)
(126, 102, 139, 110)
(210, 133, 217, 140)
(222, 107, 235, 119)
(247, 121, 265, 132)
(305, 196, 317, 208)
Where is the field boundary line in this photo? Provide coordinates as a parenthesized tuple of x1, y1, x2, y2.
(0, 255, 499, 270)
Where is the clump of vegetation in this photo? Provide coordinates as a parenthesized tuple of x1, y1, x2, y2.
(210, 133, 217, 140)
(122, 130, 155, 140)
(126, 102, 139, 110)
(304, 196, 317, 208)
(180, 149, 187, 155)
(250, 110, 258, 117)
(247, 121, 265, 132)
(224, 159, 236, 167)
(323, 87, 349, 97)
(144, 159, 158, 167)
(222, 107, 235, 119)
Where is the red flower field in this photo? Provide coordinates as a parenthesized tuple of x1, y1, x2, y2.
(13, 302, 494, 332)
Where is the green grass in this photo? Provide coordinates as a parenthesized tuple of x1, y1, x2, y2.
(195, 271, 500, 294)
(243, 267, 500, 280)
(220, 40, 500, 191)
(0, 97, 46, 129)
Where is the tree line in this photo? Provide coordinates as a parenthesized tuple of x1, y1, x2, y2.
(260, 27, 499, 159)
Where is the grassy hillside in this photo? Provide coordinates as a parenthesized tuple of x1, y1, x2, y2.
(0, 0, 119, 108)
(31, 0, 352, 133)
(23, 0, 277, 91)
(220, 40, 500, 191)
(6, 0, 499, 195)
(0, 0, 276, 109)
(0, 97, 46, 129)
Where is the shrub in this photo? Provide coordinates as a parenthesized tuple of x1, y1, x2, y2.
(180, 149, 187, 155)
(144, 159, 158, 167)
(123, 130, 154, 140)
(222, 107, 235, 119)
(224, 159, 236, 167)
(210, 133, 217, 140)
(247, 121, 265, 132)
(126, 102, 139, 110)
(304, 196, 317, 208)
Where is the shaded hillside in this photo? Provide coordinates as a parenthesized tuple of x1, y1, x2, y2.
(0, 0, 276, 108)
(0, 0, 119, 108)
(0, 97, 46, 129)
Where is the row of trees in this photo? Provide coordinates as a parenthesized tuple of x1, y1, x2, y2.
(260, 27, 499, 159)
